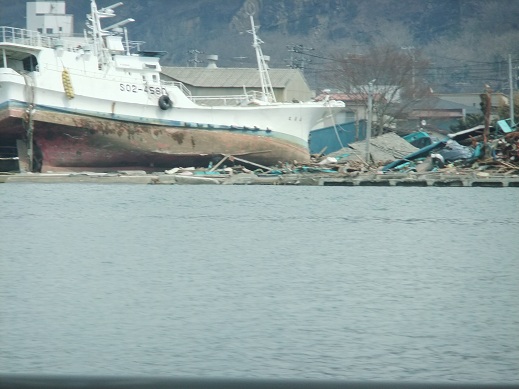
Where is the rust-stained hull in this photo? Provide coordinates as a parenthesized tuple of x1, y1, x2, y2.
(1, 0, 342, 173)
(0, 105, 310, 172)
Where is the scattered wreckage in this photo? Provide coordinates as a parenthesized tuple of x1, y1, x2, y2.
(151, 122, 519, 186)
(2, 123, 518, 186)
(381, 121, 518, 174)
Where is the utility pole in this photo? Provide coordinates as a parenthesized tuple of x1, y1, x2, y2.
(509, 54, 515, 127)
(365, 81, 374, 166)
(483, 84, 492, 158)
(402, 46, 415, 98)
(286, 44, 313, 71)
(187, 49, 203, 67)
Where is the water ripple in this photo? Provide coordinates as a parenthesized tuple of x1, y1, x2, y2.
(0, 184, 518, 382)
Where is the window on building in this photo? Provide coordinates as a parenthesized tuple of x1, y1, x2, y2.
(46, 28, 53, 34)
(59, 27, 63, 32)
(37, 28, 43, 33)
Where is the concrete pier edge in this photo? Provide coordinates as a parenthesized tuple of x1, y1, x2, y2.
(1, 171, 518, 187)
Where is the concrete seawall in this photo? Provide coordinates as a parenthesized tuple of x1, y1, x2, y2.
(1, 171, 518, 187)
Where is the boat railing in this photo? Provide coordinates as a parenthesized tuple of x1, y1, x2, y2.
(161, 80, 193, 98)
(0, 26, 86, 52)
(247, 89, 276, 103)
(1, 26, 49, 48)
(189, 90, 277, 106)
(124, 40, 146, 53)
(159, 80, 255, 105)
(190, 94, 251, 106)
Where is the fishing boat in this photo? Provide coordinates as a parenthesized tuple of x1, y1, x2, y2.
(0, 1, 342, 172)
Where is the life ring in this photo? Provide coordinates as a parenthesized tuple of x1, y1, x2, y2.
(158, 95, 172, 110)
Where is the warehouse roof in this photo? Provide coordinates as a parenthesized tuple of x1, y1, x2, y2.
(161, 67, 306, 88)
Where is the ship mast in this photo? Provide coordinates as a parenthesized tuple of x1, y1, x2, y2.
(248, 14, 276, 103)
(87, 1, 121, 67)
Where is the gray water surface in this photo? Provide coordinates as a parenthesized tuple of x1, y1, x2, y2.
(1, 184, 518, 383)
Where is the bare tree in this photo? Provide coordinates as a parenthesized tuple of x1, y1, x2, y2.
(498, 92, 519, 125)
(323, 45, 430, 136)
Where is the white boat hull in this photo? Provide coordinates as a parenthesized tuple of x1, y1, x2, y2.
(0, 3, 341, 172)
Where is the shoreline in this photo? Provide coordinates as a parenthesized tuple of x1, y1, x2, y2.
(2, 171, 518, 187)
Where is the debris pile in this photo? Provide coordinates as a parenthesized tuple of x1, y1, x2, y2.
(325, 132, 419, 166)
(377, 126, 519, 175)
(479, 131, 519, 172)
(156, 127, 519, 181)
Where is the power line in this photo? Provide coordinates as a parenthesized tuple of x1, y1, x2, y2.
(285, 44, 314, 70)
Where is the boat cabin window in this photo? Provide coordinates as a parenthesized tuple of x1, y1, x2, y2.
(23, 55, 38, 72)
(152, 74, 158, 82)
(37, 28, 43, 33)
(46, 28, 53, 34)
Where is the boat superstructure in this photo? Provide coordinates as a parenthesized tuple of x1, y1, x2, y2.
(0, 0, 343, 172)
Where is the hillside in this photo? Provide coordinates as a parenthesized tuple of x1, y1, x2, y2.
(1, 0, 518, 92)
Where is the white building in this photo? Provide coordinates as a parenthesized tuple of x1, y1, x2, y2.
(26, 1, 73, 35)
